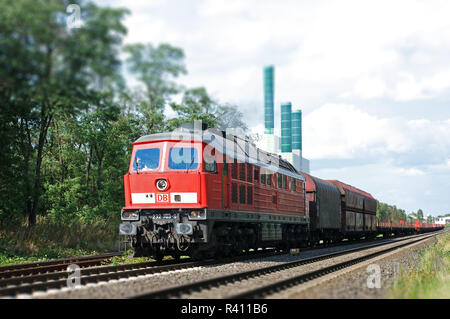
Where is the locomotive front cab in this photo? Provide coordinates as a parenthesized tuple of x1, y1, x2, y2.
(119, 138, 214, 259)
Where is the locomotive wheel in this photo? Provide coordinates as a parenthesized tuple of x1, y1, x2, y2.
(191, 250, 206, 260)
(130, 246, 145, 258)
(154, 252, 164, 262)
(171, 253, 181, 261)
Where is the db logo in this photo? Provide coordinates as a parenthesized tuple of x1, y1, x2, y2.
(156, 193, 169, 203)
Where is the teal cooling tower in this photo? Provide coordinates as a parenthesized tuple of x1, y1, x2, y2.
(281, 102, 292, 153)
(264, 66, 274, 134)
(292, 110, 302, 151)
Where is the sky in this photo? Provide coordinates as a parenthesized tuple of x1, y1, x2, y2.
(96, 0, 450, 217)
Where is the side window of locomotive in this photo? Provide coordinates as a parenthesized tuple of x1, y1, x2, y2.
(247, 186, 253, 204)
(254, 169, 259, 183)
(204, 153, 217, 173)
(231, 162, 237, 179)
(277, 174, 282, 188)
(133, 148, 160, 172)
(261, 173, 266, 184)
(231, 183, 238, 203)
(247, 164, 252, 182)
(267, 173, 271, 186)
(239, 185, 246, 204)
(292, 179, 296, 192)
(168, 147, 199, 170)
(283, 175, 287, 189)
(223, 161, 228, 176)
(239, 163, 246, 181)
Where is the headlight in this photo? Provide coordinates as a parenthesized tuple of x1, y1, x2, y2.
(119, 223, 137, 235)
(122, 210, 139, 220)
(156, 179, 168, 191)
(188, 209, 207, 220)
(175, 223, 193, 235)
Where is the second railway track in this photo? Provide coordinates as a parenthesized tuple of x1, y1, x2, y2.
(129, 232, 440, 299)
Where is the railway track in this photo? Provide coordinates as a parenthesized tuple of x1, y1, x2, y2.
(1, 231, 441, 298)
(129, 232, 439, 299)
(0, 252, 123, 278)
(0, 234, 391, 297)
(0, 249, 282, 298)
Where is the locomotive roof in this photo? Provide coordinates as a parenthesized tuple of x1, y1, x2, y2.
(134, 128, 305, 181)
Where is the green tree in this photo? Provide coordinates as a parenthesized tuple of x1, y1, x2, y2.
(408, 212, 417, 222)
(417, 209, 424, 222)
(124, 43, 187, 134)
(0, 0, 129, 225)
(169, 87, 249, 132)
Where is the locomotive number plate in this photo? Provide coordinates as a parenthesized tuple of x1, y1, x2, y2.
(156, 193, 169, 203)
(151, 213, 177, 220)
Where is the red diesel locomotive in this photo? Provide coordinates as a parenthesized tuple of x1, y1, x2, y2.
(119, 125, 444, 259)
(120, 125, 309, 259)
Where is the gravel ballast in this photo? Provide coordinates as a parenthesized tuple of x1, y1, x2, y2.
(28, 234, 439, 299)
(271, 232, 445, 299)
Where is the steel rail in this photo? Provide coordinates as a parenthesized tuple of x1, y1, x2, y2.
(129, 232, 438, 299)
(0, 252, 122, 275)
(0, 249, 282, 297)
(231, 234, 436, 298)
(0, 256, 119, 279)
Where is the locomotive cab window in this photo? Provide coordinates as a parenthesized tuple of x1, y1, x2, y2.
(133, 148, 160, 172)
(168, 147, 199, 170)
(261, 173, 266, 184)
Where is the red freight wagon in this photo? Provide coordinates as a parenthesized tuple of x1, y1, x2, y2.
(300, 172, 342, 244)
(328, 180, 378, 239)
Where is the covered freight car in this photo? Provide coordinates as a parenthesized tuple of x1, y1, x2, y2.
(300, 173, 342, 244)
(328, 180, 377, 239)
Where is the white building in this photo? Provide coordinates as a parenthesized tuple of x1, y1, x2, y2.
(436, 216, 450, 225)
(258, 133, 310, 174)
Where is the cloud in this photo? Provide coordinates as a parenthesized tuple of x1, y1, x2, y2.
(96, 0, 450, 215)
(313, 160, 450, 216)
(396, 167, 425, 176)
(198, 0, 250, 17)
(100, 0, 450, 118)
(303, 104, 450, 166)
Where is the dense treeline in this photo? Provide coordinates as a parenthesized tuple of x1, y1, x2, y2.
(0, 0, 247, 227)
(376, 202, 408, 223)
(377, 202, 432, 223)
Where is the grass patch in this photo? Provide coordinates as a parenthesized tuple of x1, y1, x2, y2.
(386, 232, 450, 298)
(0, 215, 120, 266)
(105, 250, 191, 266)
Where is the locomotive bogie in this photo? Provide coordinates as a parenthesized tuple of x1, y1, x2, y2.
(121, 207, 311, 258)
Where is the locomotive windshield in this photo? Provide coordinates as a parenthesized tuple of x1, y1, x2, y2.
(133, 148, 160, 172)
(168, 147, 199, 170)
